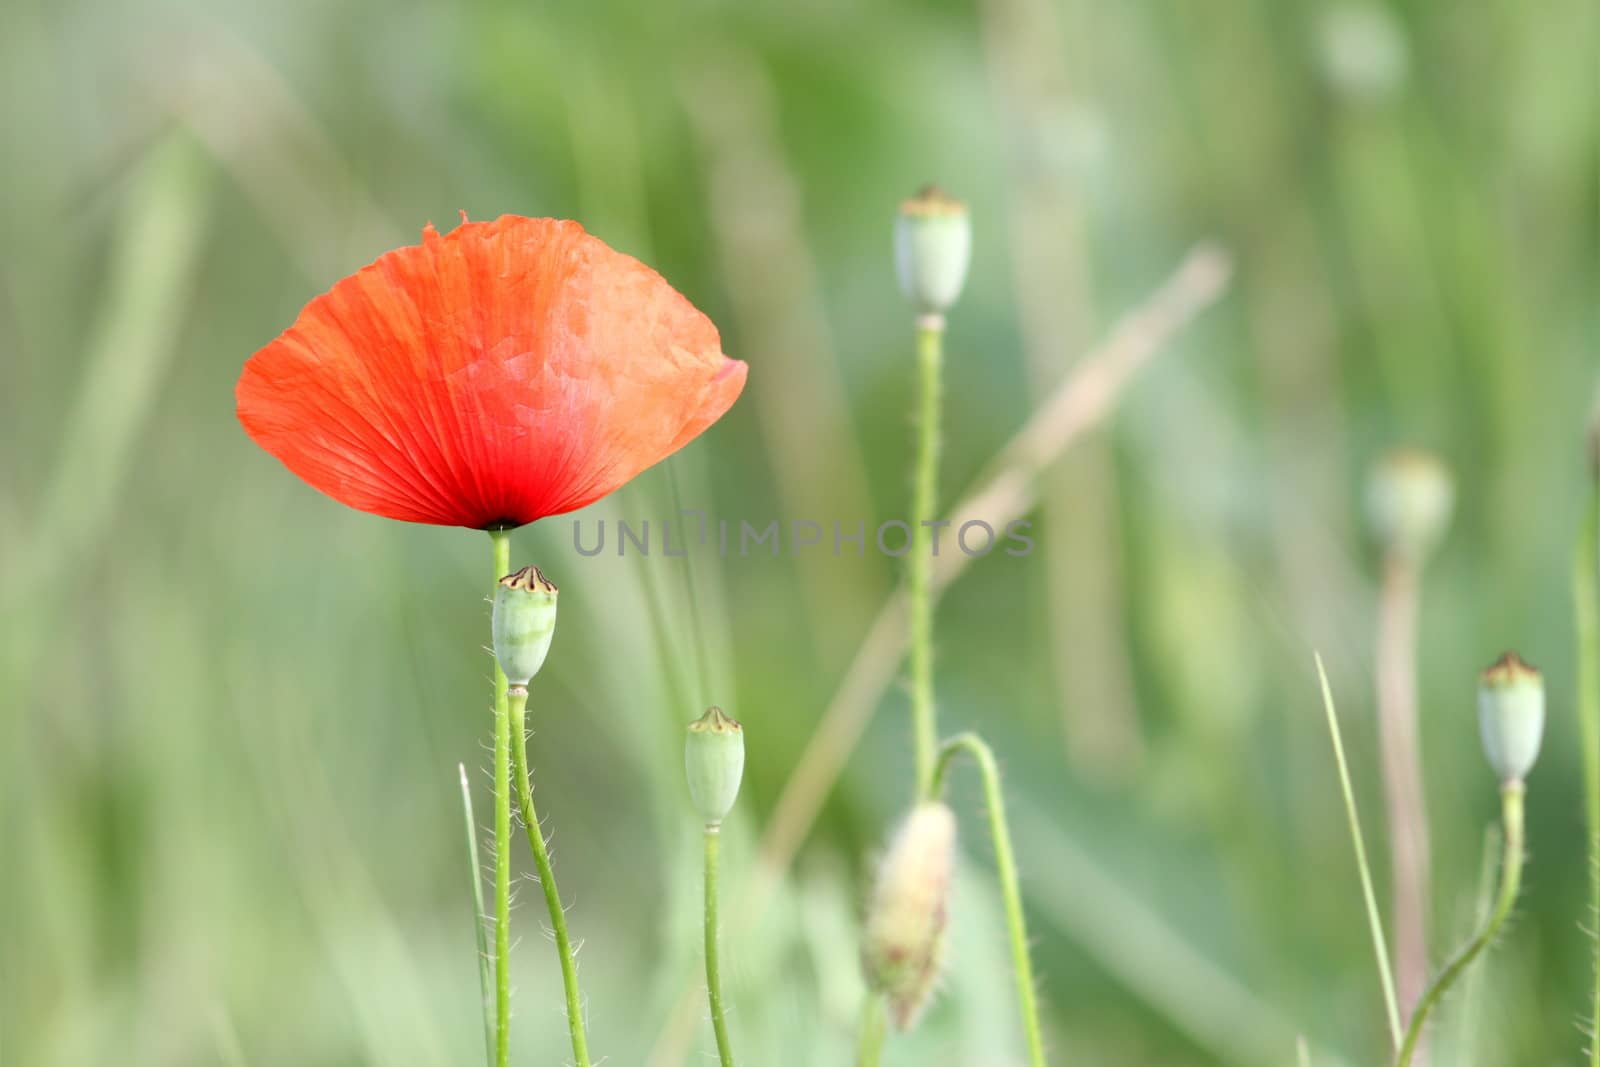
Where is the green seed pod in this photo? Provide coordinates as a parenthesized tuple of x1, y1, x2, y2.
(1365, 448, 1454, 563)
(894, 186, 971, 317)
(1478, 651, 1545, 783)
(492, 566, 558, 685)
(685, 706, 744, 825)
(862, 801, 956, 1031)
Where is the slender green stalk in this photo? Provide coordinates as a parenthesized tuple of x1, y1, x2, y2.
(1314, 654, 1403, 1050)
(489, 529, 513, 1067)
(508, 686, 592, 1066)
(1574, 474, 1600, 1067)
(855, 994, 887, 1067)
(1446, 825, 1502, 1066)
(459, 763, 494, 1066)
(910, 319, 944, 799)
(932, 732, 1047, 1067)
(1297, 1036, 1312, 1067)
(702, 825, 735, 1067)
(1397, 783, 1526, 1066)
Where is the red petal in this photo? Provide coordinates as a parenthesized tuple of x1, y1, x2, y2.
(236, 216, 747, 528)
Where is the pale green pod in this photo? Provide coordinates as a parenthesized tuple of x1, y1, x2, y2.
(894, 186, 972, 316)
(1365, 448, 1454, 563)
(1477, 651, 1545, 783)
(686, 706, 744, 824)
(492, 565, 558, 685)
(862, 801, 956, 1031)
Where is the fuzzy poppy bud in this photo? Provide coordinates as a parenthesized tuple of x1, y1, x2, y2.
(1478, 651, 1545, 783)
(685, 706, 744, 825)
(895, 186, 972, 317)
(1366, 448, 1454, 563)
(863, 801, 956, 1031)
(492, 566, 558, 685)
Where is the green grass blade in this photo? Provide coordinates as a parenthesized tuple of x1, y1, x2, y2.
(1315, 654, 1403, 1050)
(1573, 472, 1600, 1067)
(459, 763, 494, 1066)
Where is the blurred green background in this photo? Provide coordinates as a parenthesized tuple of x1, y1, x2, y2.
(2, 0, 1597, 1064)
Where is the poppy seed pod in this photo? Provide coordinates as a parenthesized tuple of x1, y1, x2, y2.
(863, 801, 957, 1031)
(685, 706, 744, 824)
(492, 566, 558, 685)
(1365, 448, 1454, 563)
(1478, 651, 1545, 783)
(895, 186, 971, 317)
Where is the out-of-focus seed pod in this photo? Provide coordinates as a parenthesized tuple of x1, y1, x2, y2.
(862, 801, 957, 1030)
(492, 565, 558, 686)
(1316, 3, 1410, 100)
(685, 706, 745, 825)
(1366, 448, 1454, 563)
(894, 186, 971, 317)
(1478, 651, 1545, 784)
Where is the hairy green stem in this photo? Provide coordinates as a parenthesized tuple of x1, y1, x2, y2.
(933, 732, 1047, 1067)
(489, 529, 512, 1067)
(1315, 654, 1403, 1049)
(1575, 475, 1600, 1067)
(702, 825, 735, 1067)
(910, 319, 944, 799)
(509, 686, 592, 1066)
(459, 763, 494, 1066)
(855, 994, 887, 1067)
(1397, 782, 1526, 1066)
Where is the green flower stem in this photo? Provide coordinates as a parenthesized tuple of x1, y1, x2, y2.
(702, 824, 735, 1067)
(489, 529, 513, 1067)
(1315, 655, 1403, 1049)
(508, 685, 592, 1067)
(855, 994, 887, 1067)
(1574, 474, 1600, 1067)
(932, 732, 1047, 1067)
(458, 763, 494, 1066)
(1396, 782, 1527, 1067)
(910, 318, 944, 800)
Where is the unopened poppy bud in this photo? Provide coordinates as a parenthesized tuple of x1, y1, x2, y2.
(863, 801, 956, 1031)
(895, 186, 972, 317)
(1366, 448, 1454, 563)
(1478, 651, 1545, 783)
(686, 706, 744, 825)
(492, 566, 558, 686)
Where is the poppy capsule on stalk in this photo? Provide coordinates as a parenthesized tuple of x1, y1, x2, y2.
(493, 566, 558, 687)
(685, 706, 744, 825)
(1477, 651, 1545, 784)
(894, 186, 971, 317)
(1365, 448, 1454, 563)
(236, 215, 747, 529)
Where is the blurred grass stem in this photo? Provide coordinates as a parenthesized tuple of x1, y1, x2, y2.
(1396, 782, 1526, 1066)
(1573, 464, 1600, 1067)
(933, 733, 1047, 1066)
(855, 994, 887, 1067)
(1315, 654, 1403, 1048)
(702, 825, 734, 1067)
(508, 687, 592, 1066)
(1375, 550, 1432, 1027)
(910, 318, 945, 799)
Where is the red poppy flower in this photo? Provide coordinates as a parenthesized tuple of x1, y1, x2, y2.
(237, 215, 747, 529)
